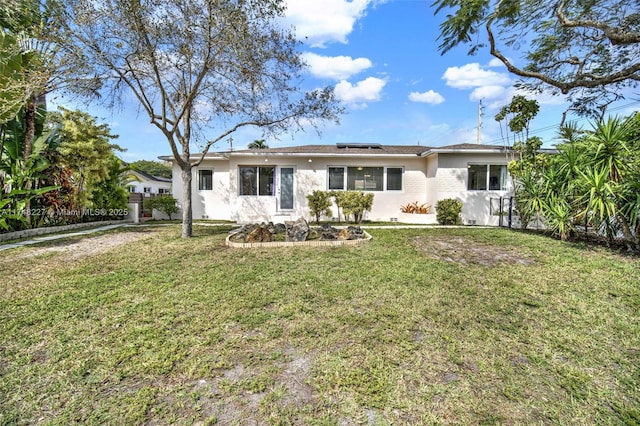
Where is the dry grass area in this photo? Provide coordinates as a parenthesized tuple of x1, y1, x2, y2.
(0, 225, 639, 425)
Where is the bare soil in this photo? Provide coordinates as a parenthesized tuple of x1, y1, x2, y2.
(14, 230, 157, 261)
(410, 235, 535, 266)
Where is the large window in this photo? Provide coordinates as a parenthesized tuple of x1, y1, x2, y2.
(467, 164, 507, 190)
(198, 169, 213, 190)
(347, 167, 383, 191)
(328, 166, 402, 191)
(239, 166, 275, 195)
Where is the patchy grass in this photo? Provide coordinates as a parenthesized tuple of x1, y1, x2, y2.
(0, 226, 639, 425)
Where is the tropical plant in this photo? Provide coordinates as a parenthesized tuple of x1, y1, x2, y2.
(0, 116, 60, 230)
(51, 107, 123, 211)
(248, 139, 269, 149)
(509, 113, 639, 250)
(400, 201, 430, 214)
(543, 195, 575, 242)
(89, 154, 130, 219)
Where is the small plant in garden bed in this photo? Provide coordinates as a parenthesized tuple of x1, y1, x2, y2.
(400, 201, 431, 214)
(436, 198, 463, 225)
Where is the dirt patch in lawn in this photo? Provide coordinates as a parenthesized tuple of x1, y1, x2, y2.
(14, 230, 157, 261)
(411, 235, 535, 266)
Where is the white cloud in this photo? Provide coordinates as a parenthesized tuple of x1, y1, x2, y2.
(283, 0, 378, 47)
(301, 52, 372, 80)
(334, 77, 386, 106)
(408, 90, 445, 105)
(470, 85, 508, 102)
(488, 57, 505, 68)
(442, 62, 512, 89)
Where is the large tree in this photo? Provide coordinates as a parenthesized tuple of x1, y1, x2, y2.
(433, 0, 640, 118)
(55, 0, 343, 238)
(48, 107, 123, 210)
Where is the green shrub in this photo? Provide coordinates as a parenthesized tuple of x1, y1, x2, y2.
(144, 195, 179, 219)
(306, 190, 332, 223)
(340, 191, 374, 224)
(436, 198, 462, 225)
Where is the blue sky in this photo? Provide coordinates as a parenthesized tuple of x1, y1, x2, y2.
(53, 0, 639, 162)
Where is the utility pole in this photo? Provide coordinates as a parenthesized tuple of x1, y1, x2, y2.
(477, 99, 483, 144)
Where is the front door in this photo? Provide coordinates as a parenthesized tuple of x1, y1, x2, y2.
(278, 166, 295, 211)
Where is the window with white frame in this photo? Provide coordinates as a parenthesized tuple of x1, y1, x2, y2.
(239, 166, 275, 195)
(143, 187, 152, 193)
(327, 166, 403, 191)
(198, 169, 213, 190)
(128, 185, 136, 193)
(158, 188, 170, 194)
(467, 164, 507, 190)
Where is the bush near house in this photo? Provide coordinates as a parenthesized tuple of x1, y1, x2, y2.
(436, 198, 462, 225)
(306, 190, 333, 224)
(144, 195, 179, 220)
(340, 191, 374, 224)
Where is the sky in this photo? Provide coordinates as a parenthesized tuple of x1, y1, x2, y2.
(52, 0, 639, 162)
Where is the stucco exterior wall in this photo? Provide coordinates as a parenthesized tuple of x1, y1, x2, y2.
(432, 152, 513, 225)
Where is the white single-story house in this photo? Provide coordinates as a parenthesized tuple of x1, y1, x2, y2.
(160, 143, 531, 226)
(126, 170, 172, 196)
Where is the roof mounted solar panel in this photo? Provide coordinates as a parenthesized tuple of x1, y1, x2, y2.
(336, 143, 382, 149)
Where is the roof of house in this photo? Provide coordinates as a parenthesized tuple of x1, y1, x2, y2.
(228, 144, 430, 156)
(158, 142, 546, 162)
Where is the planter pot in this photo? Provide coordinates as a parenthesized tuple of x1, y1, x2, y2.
(398, 212, 438, 224)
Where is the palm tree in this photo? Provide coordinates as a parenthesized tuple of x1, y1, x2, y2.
(248, 139, 268, 149)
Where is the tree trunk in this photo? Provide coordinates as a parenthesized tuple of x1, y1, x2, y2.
(181, 164, 193, 238)
(616, 214, 637, 252)
(22, 97, 37, 227)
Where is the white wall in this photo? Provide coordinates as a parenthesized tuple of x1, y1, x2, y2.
(178, 154, 430, 223)
(432, 152, 513, 225)
(172, 160, 232, 221)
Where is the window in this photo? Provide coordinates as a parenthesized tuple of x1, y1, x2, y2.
(328, 166, 400, 192)
(158, 188, 170, 194)
(239, 166, 275, 195)
(143, 187, 152, 193)
(328, 167, 345, 190)
(128, 186, 136, 193)
(386, 167, 403, 191)
(198, 169, 213, 190)
(347, 167, 383, 191)
(467, 164, 507, 191)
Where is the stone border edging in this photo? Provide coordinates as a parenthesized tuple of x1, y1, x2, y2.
(0, 220, 133, 242)
(225, 228, 372, 248)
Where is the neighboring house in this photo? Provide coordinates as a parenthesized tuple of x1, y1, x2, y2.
(159, 143, 546, 225)
(126, 170, 172, 196)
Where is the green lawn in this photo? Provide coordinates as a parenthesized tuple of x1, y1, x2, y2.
(1, 225, 638, 425)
